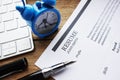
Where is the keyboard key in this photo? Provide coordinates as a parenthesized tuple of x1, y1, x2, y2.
(17, 38, 32, 52)
(5, 19, 17, 31)
(2, 41, 16, 56)
(8, 3, 16, 11)
(0, 15, 1, 23)
(0, 6, 7, 14)
(0, 0, 2, 6)
(0, 22, 4, 32)
(14, 11, 21, 19)
(2, 12, 14, 21)
(0, 46, 1, 57)
(15, 1, 23, 6)
(2, 0, 13, 5)
(13, 0, 22, 3)
(17, 18, 27, 27)
(0, 27, 29, 43)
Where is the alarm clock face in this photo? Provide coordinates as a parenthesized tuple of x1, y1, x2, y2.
(34, 10, 58, 34)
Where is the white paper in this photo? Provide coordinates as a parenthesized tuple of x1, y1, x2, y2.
(35, 0, 120, 80)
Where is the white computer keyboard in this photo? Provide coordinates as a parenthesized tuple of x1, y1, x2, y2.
(0, 0, 34, 60)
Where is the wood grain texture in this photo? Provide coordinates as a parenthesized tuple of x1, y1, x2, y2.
(0, 0, 80, 80)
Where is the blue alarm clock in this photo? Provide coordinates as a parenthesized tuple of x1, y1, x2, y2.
(16, 0, 61, 38)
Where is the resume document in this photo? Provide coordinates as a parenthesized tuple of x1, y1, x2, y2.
(35, 0, 120, 80)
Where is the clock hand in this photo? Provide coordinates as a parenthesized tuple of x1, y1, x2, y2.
(44, 23, 47, 28)
(37, 13, 48, 29)
(46, 13, 49, 19)
(36, 22, 43, 30)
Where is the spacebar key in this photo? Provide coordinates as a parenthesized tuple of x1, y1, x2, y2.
(0, 27, 29, 43)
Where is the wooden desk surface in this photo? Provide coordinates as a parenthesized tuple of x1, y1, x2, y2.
(0, 0, 79, 80)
